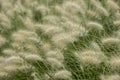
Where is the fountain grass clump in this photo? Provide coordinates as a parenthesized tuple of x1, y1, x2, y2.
(0, 0, 120, 80)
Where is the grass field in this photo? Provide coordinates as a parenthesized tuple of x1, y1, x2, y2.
(0, 0, 120, 80)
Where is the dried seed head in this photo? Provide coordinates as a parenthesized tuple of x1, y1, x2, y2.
(86, 10, 100, 19)
(76, 50, 106, 64)
(52, 33, 77, 48)
(90, 42, 101, 51)
(4, 65, 19, 72)
(36, 5, 49, 16)
(54, 70, 71, 79)
(24, 43, 38, 53)
(0, 35, 6, 47)
(5, 56, 24, 65)
(91, 0, 109, 16)
(0, 71, 8, 77)
(106, 0, 119, 10)
(40, 24, 63, 35)
(109, 56, 120, 69)
(113, 20, 120, 26)
(23, 17, 35, 30)
(0, 57, 6, 63)
(45, 50, 64, 61)
(0, 13, 11, 30)
(25, 54, 42, 62)
(43, 15, 60, 24)
(100, 74, 120, 80)
(3, 49, 16, 56)
(86, 21, 103, 30)
(42, 42, 51, 52)
(63, 1, 85, 14)
(102, 37, 120, 44)
(12, 32, 27, 42)
(46, 58, 63, 68)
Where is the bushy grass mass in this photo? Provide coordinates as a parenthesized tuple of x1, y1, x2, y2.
(0, 0, 120, 80)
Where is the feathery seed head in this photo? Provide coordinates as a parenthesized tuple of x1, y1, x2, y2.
(86, 10, 101, 19)
(100, 74, 120, 80)
(115, 12, 120, 20)
(24, 43, 38, 53)
(86, 21, 103, 30)
(0, 35, 6, 47)
(52, 33, 77, 48)
(113, 20, 120, 26)
(91, 0, 109, 16)
(63, 1, 85, 14)
(0, 57, 6, 63)
(12, 30, 39, 43)
(96, 6, 109, 16)
(5, 56, 24, 65)
(108, 56, 120, 69)
(42, 42, 51, 52)
(23, 17, 35, 30)
(46, 58, 63, 68)
(14, 3, 26, 14)
(45, 50, 64, 61)
(6, 9, 15, 17)
(90, 42, 101, 51)
(25, 54, 42, 62)
(28, 37, 40, 43)
(18, 65, 32, 70)
(106, 0, 119, 10)
(12, 32, 27, 42)
(4, 65, 19, 72)
(0, 71, 8, 77)
(2, 49, 16, 56)
(17, 30, 37, 37)
(40, 25, 63, 35)
(76, 50, 106, 64)
(36, 5, 49, 16)
(116, 30, 120, 38)
(11, 42, 23, 50)
(0, 13, 11, 30)
(43, 15, 60, 24)
(91, 0, 102, 6)
(102, 37, 120, 44)
(54, 70, 72, 79)
(1, 2, 13, 11)
(26, 9, 33, 18)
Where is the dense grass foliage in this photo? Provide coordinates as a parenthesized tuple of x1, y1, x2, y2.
(0, 0, 120, 80)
